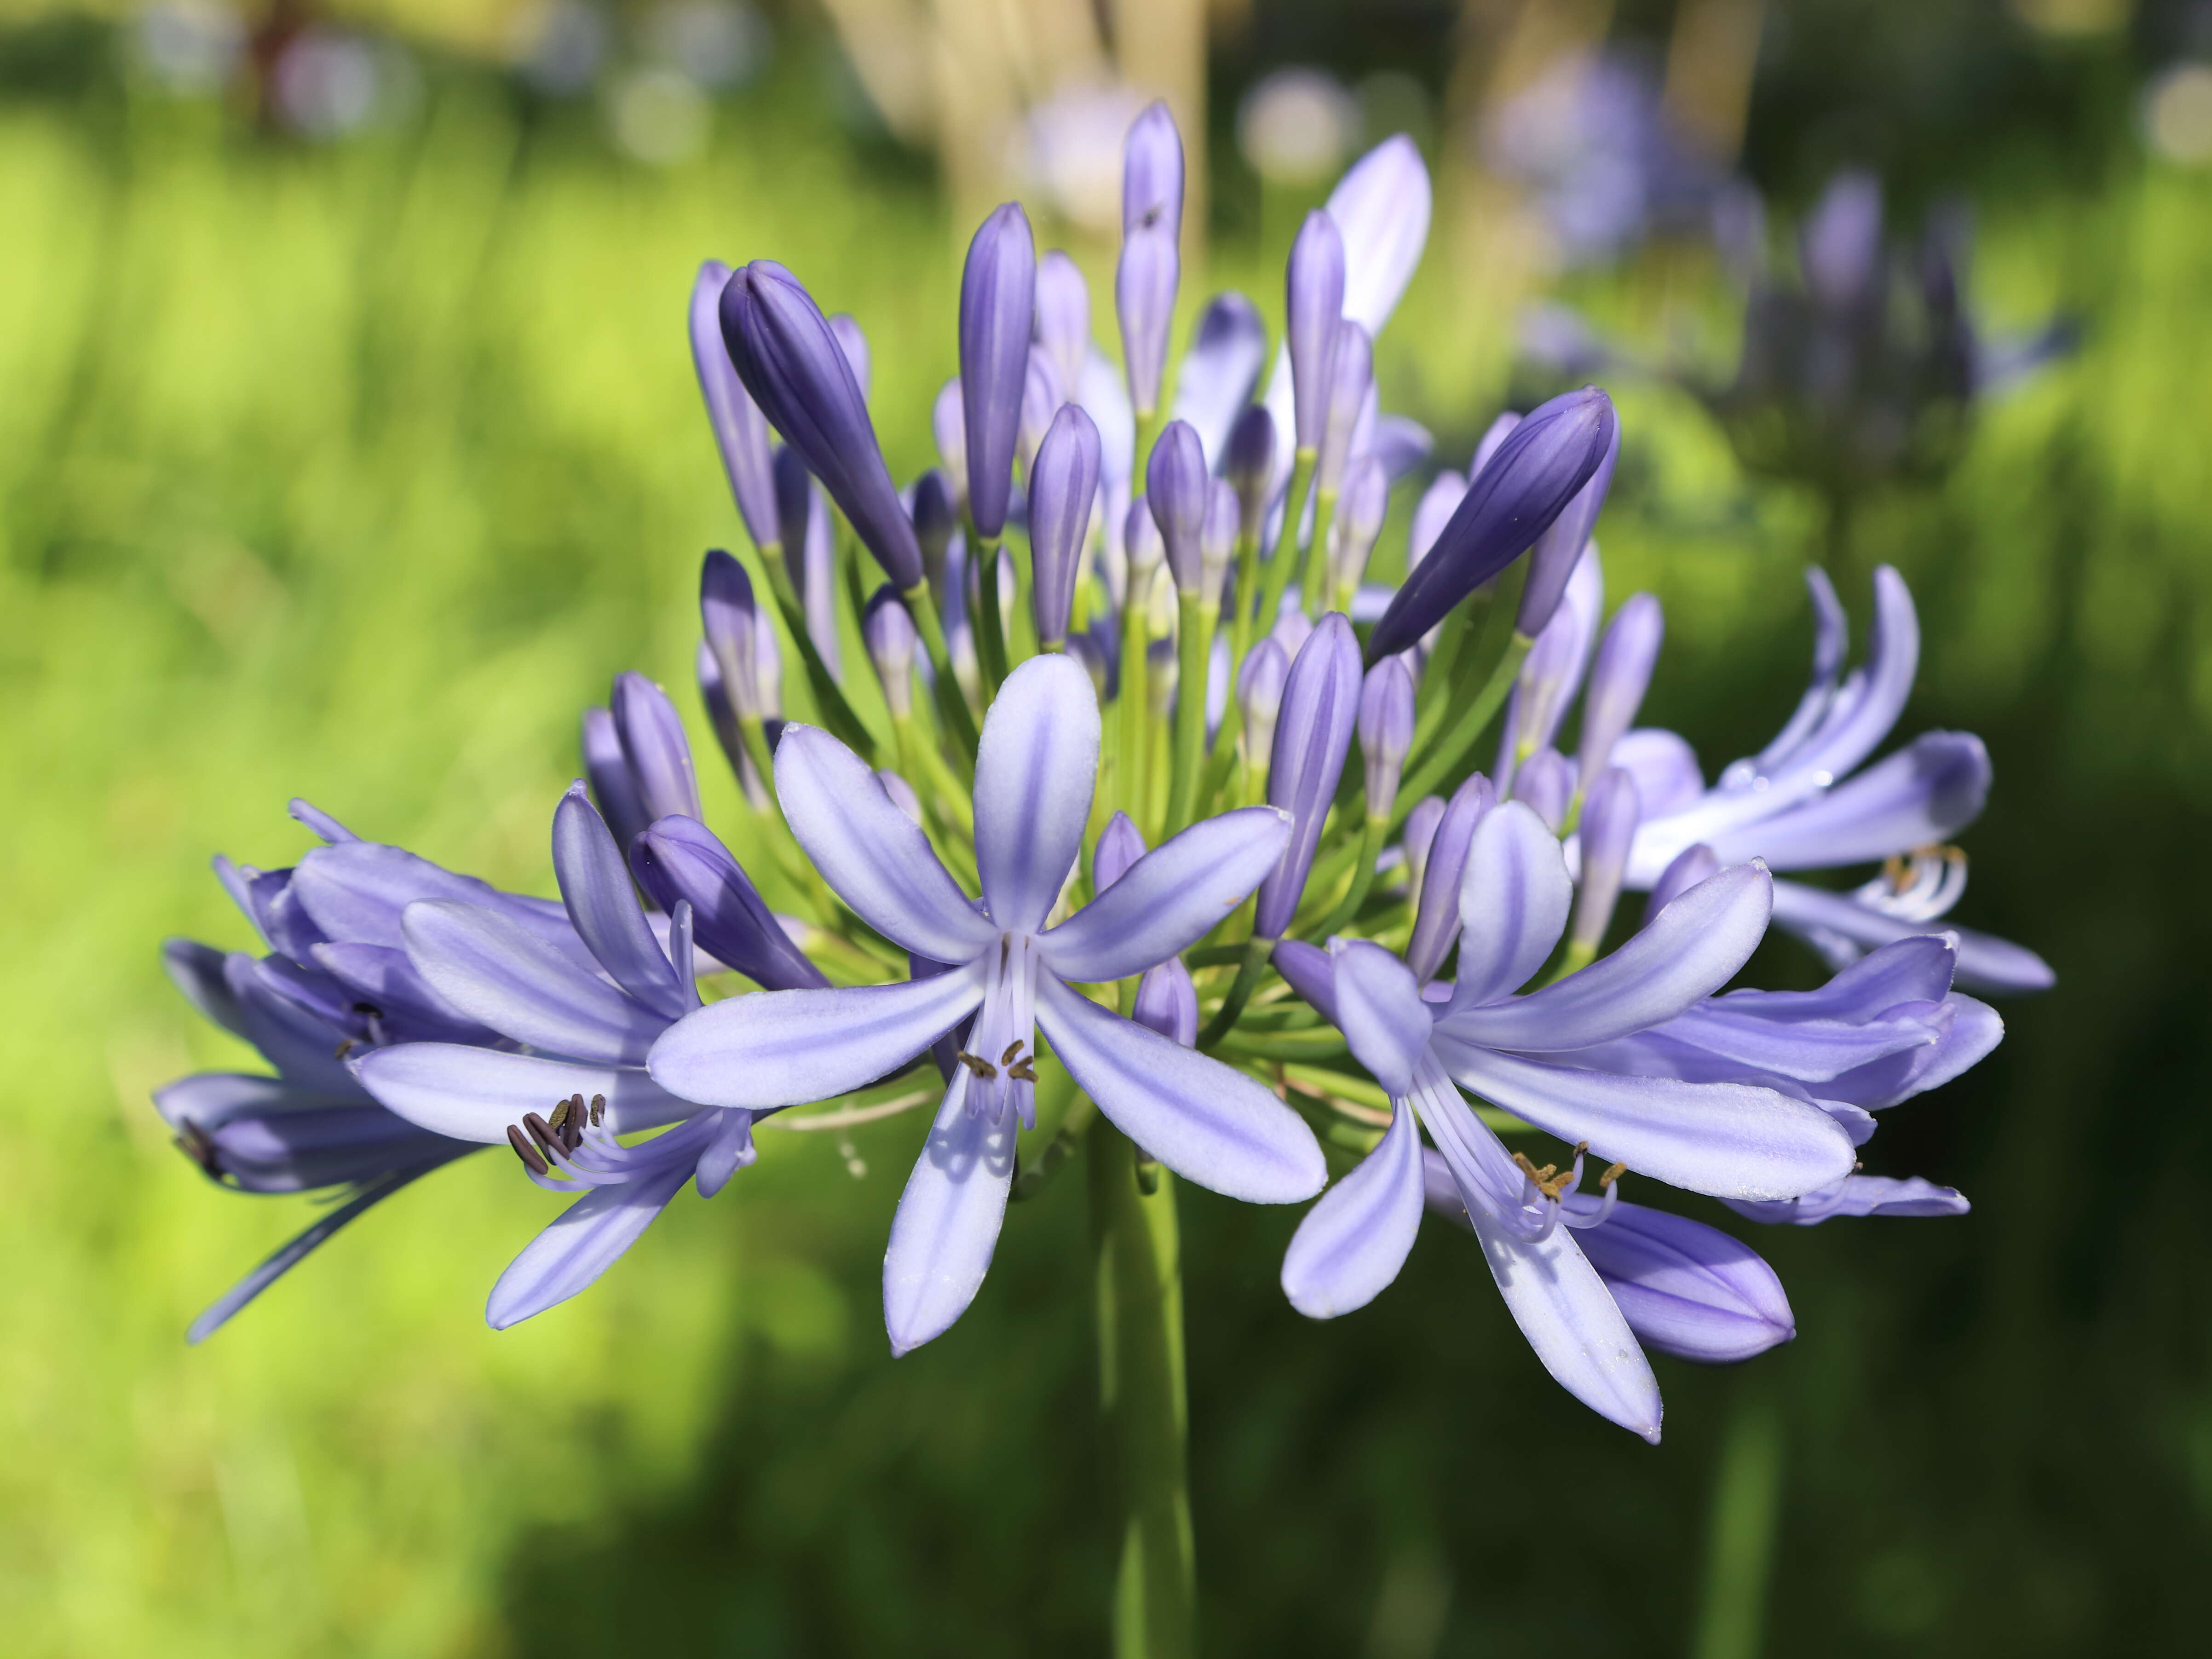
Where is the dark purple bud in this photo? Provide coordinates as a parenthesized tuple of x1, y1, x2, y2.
(1029, 402, 1103, 648)
(1800, 170, 1883, 312)
(1314, 321, 1372, 497)
(1569, 766, 1640, 954)
(1123, 99, 1184, 241)
(1367, 386, 1617, 662)
(771, 444, 813, 587)
(1287, 210, 1346, 450)
(1645, 843, 1719, 923)
(910, 468, 958, 589)
(1255, 613, 1363, 939)
(1515, 409, 1620, 637)
(1237, 637, 1290, 765)
(1201, 479, 1238, 602)
(960, 202, 1039, 541)
(631, 815, 829, 991)
(1035, 250, 1091, 402)
(1577, 592, 1664, 782)
(1118, 223, 1179, 419)
(1132, 958, 1198, 1046)
(1223, 404, 1277, 537)
(611, 672, 702, 824)
(828, 312, 870, 400)
(1147, 419, 1209, 593)
(1358, 657, 1415, 819)
(1018, 344, 1063, 480)
(1094, 810, 1148, 892)
(582, 706, 651, 851)
(690, 261, 780, 553)
(1407, 471, 1466, 572)
(863, 585, 918, 720)
(1571, 1200, 1795, 1363)
(1331, 454, 1388, 597)
(1513, 747, 1573, 832)
(1469, 411, 1522, 479)
(1406, 772, 1494, 983)
(719, 261, 923, 588)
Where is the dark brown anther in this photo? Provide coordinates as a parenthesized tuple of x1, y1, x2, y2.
(1000, 1040, 1024, 1065)
(547, 1098, 572, 1135)
(588, 1094, 606, 1128)
(956, 1052, 999, 1079)
(332, 1038, 357, 1061)
(1008, 1060, 1039, 1083)
(173, 1119, 221, 1177)
(522, 1112, 562, 1157)
(507, 1124, 550, 1176)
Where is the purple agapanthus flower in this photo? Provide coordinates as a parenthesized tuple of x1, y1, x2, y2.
(1273, 801, 1856, 1438)
(647, 653, 1326, 1354)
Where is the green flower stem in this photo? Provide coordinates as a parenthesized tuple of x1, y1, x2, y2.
(1198, 934, 1275, 1050)
(1311, 816, 1386, 937)
(890, 711, 974, 848)
(1089, 1113, 1196, 1659)
(1252, 449, 1317, 649)
(760, 544, 877, 762)
(1118, 568, 1156, 830)
(1163, 592, 1214, 836)
(1225, 528, 1262, 669)
(1693, 1394, 1783, 1659)
(972, 530, 1011, 698)
(1391, 631, 1534, 826)
(1300, 486, 1339, 620)
(900, 582, 979, 766)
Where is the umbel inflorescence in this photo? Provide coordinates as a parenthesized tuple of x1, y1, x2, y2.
(156, 104, 2050, 1442)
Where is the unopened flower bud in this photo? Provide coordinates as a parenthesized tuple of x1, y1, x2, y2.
(1358, 657, 1415, 820)
(1171, 294, 1266, 459)
(1034, 250, 1090, 398)
(1407, 471, 1465, 572)
(1406, 772, 1495, 983)
(1515, 408, 1619, 638)
(1331, 454, 1388, 599)
(863, 586, 918, 720)
(611, 672, 701, 825)
(1118, 224, 1179, 419)
(1017, 344, 1063, 481)
(1400, 795, 1446, 908)
(1147, 420, 1209, 594)
(1123, 99, 1184, 241)
(1223, 403, 1277, 539)
(910, 468, 958, 590)
(1286, 210, 1346, 450)
(1132, 958, 1198, 1046)
(1093, 810, 1147, 892)
(1255, 613, 1362, 938)
(1573, 1200, 1795, 1363)
(1201, 479, 1238, 605)
(1314, 320, 1372, 498)
(932, 377, 966, 497)
(1514, 748, 1573, 832)
(1577, 593, 1665, 782)
(1029, 403, 1103, 649)
(581, 706, 649, 851)
(1124, 494, 1164, 610)
(960, 202, 1038, 541)
(1237, 637, 1290, 779)
(1569, 767, 1641, 955)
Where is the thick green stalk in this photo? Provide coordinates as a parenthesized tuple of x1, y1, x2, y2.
(1693, 1396, 1783, 1659)
(972, 531, 1010, 697)
(1197, 934, 1275, 1050)
(1252, 449, 1316, 646)
(901, 582, 979, 765)
(1089, 1115, 1196, 1659)
(1225, 528, 1262, 669)
(1392, 632, 1533, 824)
(1163, 592, 1213, 836)
(1300, 486, 1339, 620)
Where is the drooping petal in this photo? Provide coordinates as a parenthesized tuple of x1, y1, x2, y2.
(401, 900, 664, 1064)
(1328, 941, 1434, 1099)
(881, 1073, 1019, 1355)
(1613, 728, 1706, 822)
(1034, 974, 1324, 1202)
(646, 961, 987, 1108)
(1653, 1004, 1936, 1083)
(486, 1163, 697, 1330)
(1820, 993, 2002, 1109)
(352, 1045, 699, 1141)
(972, 654, 1100, 933)
(774, 724, 997, 961)
(1038, 807, 1289, 983)
(1725, 1172, 1970, 1225)
(1451, 801, 1573, 1010)
(1434, 1041, 1857, 1201)
(1705, 732, 1990, 870)
(292, 841, 595, 972)
(1768, 878, 2055, 995)
(1279, 1097, 1426, 1318)
(552, 785, 685, 1019)
(1571, 1200, 1796, 1363)
(1441, 861, 1772, 1051)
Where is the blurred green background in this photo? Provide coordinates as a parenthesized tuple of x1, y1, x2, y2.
(3, 1, 2208, 1654)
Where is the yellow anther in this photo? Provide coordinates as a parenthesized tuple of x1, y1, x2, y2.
(1599, 1162, 1628, 1189)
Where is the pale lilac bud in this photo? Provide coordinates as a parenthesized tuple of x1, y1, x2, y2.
(1029, 403, 1103, 648)
(1514, 748, 1573, 832)
(1358, 657, 1415, 818)
(1646, 843, 1720, 922)
(1368, 386, 1615, 661)
(1223, 404, 1277, 537)
(1132, 957, 1198, 1046)
(689, 261, 778, 553)
(581, 706, 650, 851)
(960, 202, 1038, 541)
(1407, 471, 1466, 571)
(1572, 1201, 1795, 1363)
(1017, 344, 1063, 480)
(1255, 612, 1363, 938)
(1094, 810, 1148, 892)
(1118, 223, 1179, 419)
(1504, 547, 1601, 776)
(700, 549, 766, 717)
(828, 312, 870, 399)
(1146, 420, 1209, 593)
(1286, 209, 1346, 449)
(1569, 767, 1640, 954)
(932, 378, 967, 493)
(631, 816, 827, 992)
(1238, 637, 1290, 769)
(1331, 454, 1388, 597)
(1400, 795, 1446, 909)
(910, 468, 957, 589)
(1314, 320, 1372, 498)
(1469, 411, 1521, 479)
(863, 585, 918, 720)
(1201, 479, 1238, 603)
(720, 261, 922, 588)
(1123, 99, 1184, 240)
(611, 672, 701, 825)
(1577, 593, 1664, 782)
(876, 768, 924, 825)
(1034, 250, 1091, 401)
(1515, 409, 1619, 636)
(1406, 772, 1493, 983)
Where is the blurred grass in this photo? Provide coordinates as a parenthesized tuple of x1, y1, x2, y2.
(3, 52, 2210, 1659)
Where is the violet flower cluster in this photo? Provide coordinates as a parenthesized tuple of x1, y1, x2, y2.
(155, 104, 2046, 1438)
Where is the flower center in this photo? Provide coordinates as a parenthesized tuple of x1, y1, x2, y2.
(959, 933, 1043, 1130)
(1856, 844, 1966, 922)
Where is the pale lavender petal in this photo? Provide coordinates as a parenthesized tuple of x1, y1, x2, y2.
(553, 784, 685, 1019)
(1572, 1200, 1795, 1363)
(1753, 567, 1849, 773)
(646, 961, 987, 1108)
(1821, 993, 2002, 1109)
(1768, 879, 2054, 995)
(1170, 292, 1267, 463)
(1272, 937, 1338, 1024)
(1714, 934, 1958, 1020)
(1706, 732, 1989, 870)
(1327, 941, 1434, 1098)
(486, 1163, 695, 1329)
(882, 1074, 1018, 1354)
(1442, 861, 1771, 1051)
(1406, 773, 1495, 985)
(292, 841, 593, 971)
(1280, 1099, 1426, 1318)
(353, 1044, 697, 1141)
(1038, 807, 1289, 983)
(972, 654, 1100, 933)
(774, 725, 997, 960)
(1434, 1043, 1857, 1201)
(1644, 843, 1719, 921)
(693, 1107, 758, 1198)
(1726, 1172, 1970, 1226)
(1451, 801, 1572, 1010)
(1034, 975, 1324, 1202)
(1655, 1004, 1936, 1083)
(1613, 728, 1705, 821)
(402, 900, 663, 1063)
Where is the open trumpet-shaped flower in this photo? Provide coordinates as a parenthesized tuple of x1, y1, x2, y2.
(1273, 802, 1856, 1438)
(649, 653, 1325, 1354)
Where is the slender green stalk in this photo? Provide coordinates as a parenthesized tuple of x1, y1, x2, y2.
(1392, 633, 1533, 823)
(1118, 568, 1155, 828)
(1693, 1397, 1784, 1659)
(1312, 816, 1385, 937)
(1225, 528, 1262, 669)
(1164, 592, 1213, 835)
(1198, 934, 1274, 1050)
(760, 546, 876, 761)
(972, 531, 1010, 697)
(1089, 1114, 1196, 1659)
(1300, 486, 1338, 620)
(901, 582, 979, 764)
(1252, 449, 1317, 646)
